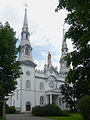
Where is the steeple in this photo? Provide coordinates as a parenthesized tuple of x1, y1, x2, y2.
(22, 9, 29, 34)
(23, 9, 28, 27)
(62, 26, 68, 55)
(19, 8, 36, 68)
(59, 26, 69, 75)
(21, 8, 30, 43)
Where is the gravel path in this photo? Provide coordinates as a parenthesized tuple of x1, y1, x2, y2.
(6, 114, 57, 120)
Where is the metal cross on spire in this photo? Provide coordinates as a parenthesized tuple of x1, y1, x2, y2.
(24, 0, 29, 9)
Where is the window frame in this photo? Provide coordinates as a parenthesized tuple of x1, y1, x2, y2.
(40, 82, 44, 90)
(25, 46, 30, 56)
(40, 96, 44, 105)
(26, 80, 31, 90)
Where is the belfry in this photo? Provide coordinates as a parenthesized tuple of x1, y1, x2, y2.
(59, 26, 70, 74)
(19, 8, 36, 68)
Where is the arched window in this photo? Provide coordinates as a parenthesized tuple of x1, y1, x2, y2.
(26, 80, 30, 89)
(16, 90, 19, 100)
(59, 85, 62, 89)
(25, 46, 30, 56)
(40, 96, 44, 105)
(40, 82, 44, 90)
(26, 34, 28, 39)
(13, 99, 15, 106)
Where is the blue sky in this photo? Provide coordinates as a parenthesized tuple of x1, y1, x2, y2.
(0, 0, 73, 71)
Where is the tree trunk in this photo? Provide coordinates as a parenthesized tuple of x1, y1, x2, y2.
(3, 94, 6, 120)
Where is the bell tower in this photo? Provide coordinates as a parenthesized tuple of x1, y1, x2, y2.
(59, 26, 70, 74)
(19, 8, 36, 67)
(18, 7, 36, 112)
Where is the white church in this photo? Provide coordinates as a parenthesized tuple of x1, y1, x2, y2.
(7, 8, 70, 112)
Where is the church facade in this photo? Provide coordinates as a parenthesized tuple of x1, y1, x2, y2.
(7, 9, 69, 112)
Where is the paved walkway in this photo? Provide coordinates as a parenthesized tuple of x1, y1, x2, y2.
(6, 114, 57, 120)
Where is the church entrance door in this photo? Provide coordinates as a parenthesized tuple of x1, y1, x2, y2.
(26, 102, 31, 111)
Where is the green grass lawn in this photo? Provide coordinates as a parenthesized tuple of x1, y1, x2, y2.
(46, 113, 83, 120)
(0, 117, 2, 120)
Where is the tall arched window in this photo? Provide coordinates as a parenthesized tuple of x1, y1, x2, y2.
(26, 34, 28, 39)
(16, 90, 19, 100)
(40, 96, 44, 105)
(13, 99, 15, 106)
(40, 82, 44, 90)
(25, 46, 30, 56)
(26, 80, 30, 89)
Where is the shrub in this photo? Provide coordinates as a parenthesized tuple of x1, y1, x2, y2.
(6, 105, 16, 114)
(32, 106, 43, 116)
(77, 95, 90, 120)
(0, 99, 2, 116)
(60, 110, 70, 116)
(43, 104, 62, 116)
(32, 104, 63, 116)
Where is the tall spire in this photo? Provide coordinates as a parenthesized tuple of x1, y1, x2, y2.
(21, 8, 30, 41)
(59, 25, 69, 75)
(23, 8, 28, 31)
(19, 8, 36, 68)
(23, 0, 29, 29)
(62, 26, 68, 55)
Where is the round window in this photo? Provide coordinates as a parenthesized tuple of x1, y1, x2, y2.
(26, 71, 30, 76)
(49, 81, 55, 88)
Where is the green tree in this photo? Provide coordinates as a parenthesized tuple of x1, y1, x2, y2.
(61, 80, 90, 112)
(0, 85, 3, 116)
(56, 0, 90, 85)
(0, 22, 22, 120)
(61, 83, 76, 112)
(77, 95, 90, 120)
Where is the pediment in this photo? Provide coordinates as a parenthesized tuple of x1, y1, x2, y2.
(48, 66, 59, 75)
(46, 88, 61, 95)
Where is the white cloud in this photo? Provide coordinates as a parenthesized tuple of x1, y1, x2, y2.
(0, 0, 73, 70)
(41, 52, 47, 57)
(31, 32, 49, 46)
(34, 60, 45, 70)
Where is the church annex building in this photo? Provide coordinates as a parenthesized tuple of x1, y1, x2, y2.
(7, 8, 70, 112)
